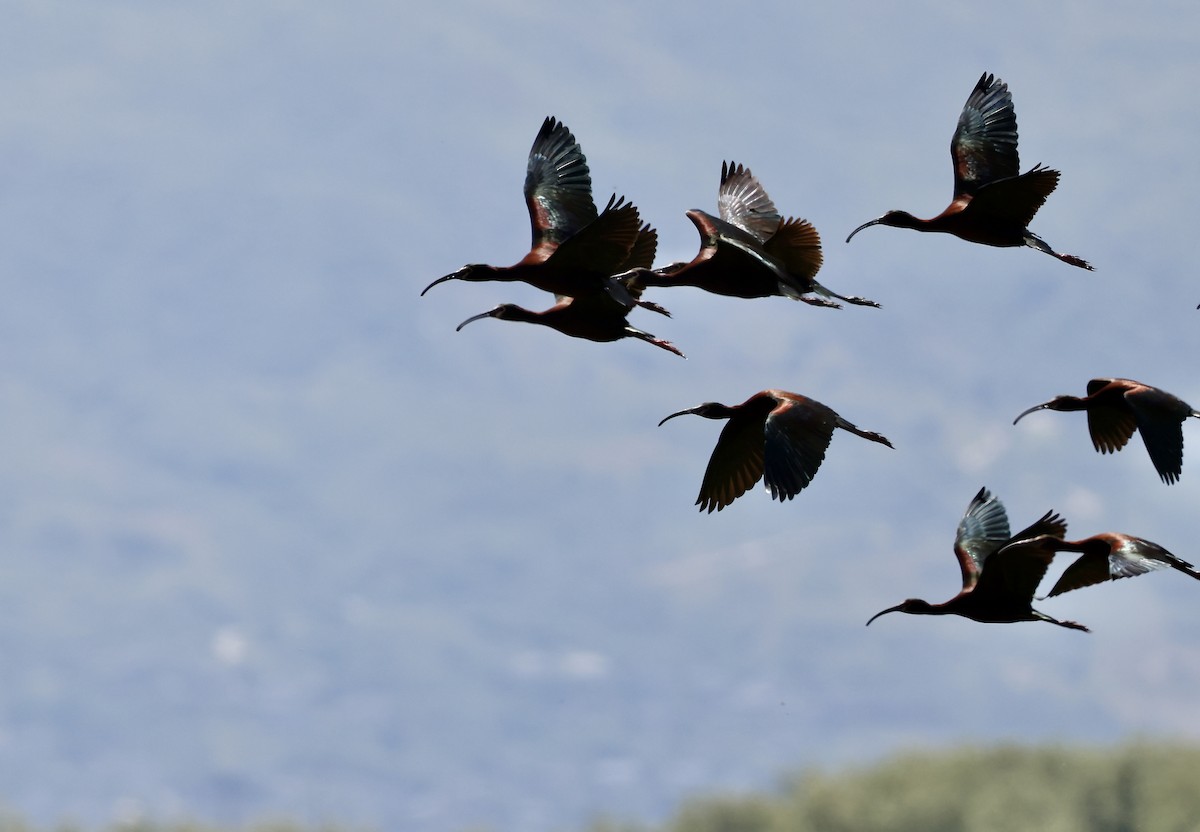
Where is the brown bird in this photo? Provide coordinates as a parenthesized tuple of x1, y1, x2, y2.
(621, 162, 879, 308)
(658, 389, 892, 512)
(867, 487, 1089, 631)
(846, 72, 1092, 270)
(1013, 378, 1200, 484)
(455, 252, 685, 357)
(423, 117, 647, 303)
(1021, 532, 1200, 598)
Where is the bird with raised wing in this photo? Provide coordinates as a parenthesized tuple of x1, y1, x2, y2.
(454, 228, 684, 357)
(622, 162, 879, 308)
(658, 389, 892, 512)
(866, 487, 1088, 631)
(1013, 378, 1200, 484)
(423, 117, 648, 303)
(846, 72, 1092, 270)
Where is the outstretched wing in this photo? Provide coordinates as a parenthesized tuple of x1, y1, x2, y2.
(762, 397, 836, 502)
(763, 217, 823, 283)
(525, 117, 598, 249)
(1127, 386, 1188, 484)
(717, 162, 782, 243)
(696, 400, 775, 512)
(620, 222, 658, 271)
(952, 72, 1020, 196)
(548, 195, 641, 279)
(975, 536, 1056, 606)
(1009, 510, 1067, 546)
(966, 164, 1059, 228)
(954, 487, 1011, 590)
(1086, 404, 1139, 458)
(1047, 535, 1200, 597)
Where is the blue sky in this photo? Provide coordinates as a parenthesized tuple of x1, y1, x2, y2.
(3, 1, 1200, 830)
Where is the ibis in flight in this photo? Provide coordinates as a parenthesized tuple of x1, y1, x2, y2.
(621, 162, 879, 308)
(846, 72, 1092, 270)
(1025, 532, 1200, 598)
(658, 389, 892, 512)
(1013, 378, 1200, 484)
(423, 116, 652, 305)
(866, 487, 1089, 632)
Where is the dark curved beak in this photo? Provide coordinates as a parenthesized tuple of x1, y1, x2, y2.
(845, 218, 884, 243)
(865, 604, 904, 626)
(1012, 402, 1052, 426)
(657, 406, 700, 427)
(455, 310, 496, 332)
(421, 268, 466, 296)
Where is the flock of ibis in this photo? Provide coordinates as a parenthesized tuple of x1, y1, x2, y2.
(424, 72, 1199, 633)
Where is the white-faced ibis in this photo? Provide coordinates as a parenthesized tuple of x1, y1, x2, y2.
(867, 487, 1089, 631)
(846, 72, 1092, 270)
(622, 162, 879, 308)
(423, 117, 647, 302)
(1013, 378, 1200, 484)
(658, 389, 892, 512)
(1019, 532, 1200, 598)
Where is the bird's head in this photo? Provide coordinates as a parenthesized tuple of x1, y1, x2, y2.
(657, 402, 732, 426)
(455, 304, 524, 331)
(421, 264, 495, 296)
(865, 598, 933, 625)
(845, 211, 920, 242)
(1012, 395, 1079, 424)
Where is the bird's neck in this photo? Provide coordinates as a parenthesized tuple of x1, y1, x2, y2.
(883, 211, 927, 231)
(461, 263, 506, 282)
(1054, 397, 1091, 413)
(505, 305, 546, 325)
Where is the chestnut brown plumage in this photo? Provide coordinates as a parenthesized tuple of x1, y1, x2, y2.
(1014, 378, 1200, 484)
(867, 488, 1088, 632)
(619, 162, 878, 308)
(1024, 533, 1200, 598)
(659, 389, 892, 512)
(847, 73, 1092, 270)
(423, 117, 651, 305)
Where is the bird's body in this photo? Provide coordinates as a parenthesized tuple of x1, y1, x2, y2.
(658, 389, 892, 512)
(625, 162, 878, 308)
(1013, 377, 1200, 484)
(423, 117, 650, 302)
(846, 72, 1092, 270)
(455, 261, 684, 357)
(867, 488, 1089, 631)
(1033, 533, 1200, 598)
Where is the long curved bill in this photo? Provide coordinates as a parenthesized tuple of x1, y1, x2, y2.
(421, 268, 466, 296)
(865, 604, 904, 626)
(455, 310, 496, 331)
(1012, 402, 1052, 425)
(657, 406, 701, 427)
(845, 218, 884, 243)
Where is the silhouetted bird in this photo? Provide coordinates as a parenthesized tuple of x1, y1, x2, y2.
(867, 487, 1088, 631)
(621, 162, 878, 308)
(455, 244, 684, 357)
(658, 389, 892, 512)
(846, 72, 1092, 270)
(423, 117, 648, 303)
(1013, 378, 1200, 484)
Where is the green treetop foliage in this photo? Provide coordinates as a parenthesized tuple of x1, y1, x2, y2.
(584, 742, 1200, 832)
(4, 743, 1200, 832)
